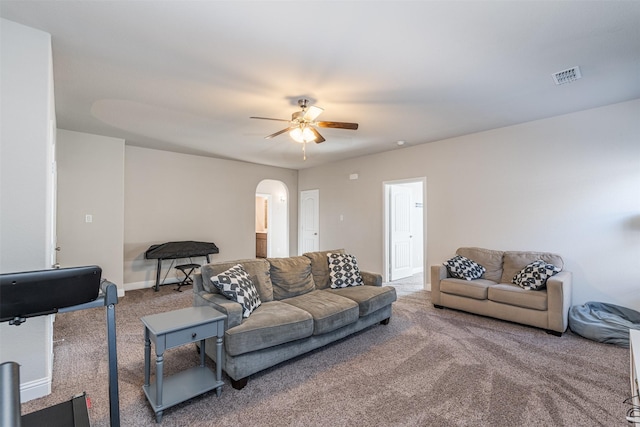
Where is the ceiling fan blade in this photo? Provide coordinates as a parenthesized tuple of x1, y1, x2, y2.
(316, 121, 359, 130)
(310, 127, 326, 143)
(250, 116, 291, 122)
(265, 127, 294, 139)
(303, 106, 324, 121)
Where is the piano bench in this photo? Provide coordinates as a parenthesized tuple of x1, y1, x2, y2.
(174, 263, 200, 292)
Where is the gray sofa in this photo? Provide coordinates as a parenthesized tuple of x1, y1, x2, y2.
(193, 249, 397, 389)
(431, 247, 572, 335)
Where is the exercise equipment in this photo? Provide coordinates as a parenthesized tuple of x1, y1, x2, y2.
(0, 267, 120, 427)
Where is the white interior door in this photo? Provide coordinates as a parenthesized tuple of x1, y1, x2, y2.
(390, 185, 413, 280)
(299, 189, 319, 254)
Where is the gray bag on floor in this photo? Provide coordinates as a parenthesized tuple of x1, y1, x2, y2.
(569, 301, 640, 348)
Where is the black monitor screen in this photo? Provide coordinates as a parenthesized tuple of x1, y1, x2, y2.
(0, 266, 102, 323)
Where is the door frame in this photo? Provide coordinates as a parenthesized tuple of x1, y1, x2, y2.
(382, 177, 427, 284)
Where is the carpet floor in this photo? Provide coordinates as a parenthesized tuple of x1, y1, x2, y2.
(21, 281, 632, 426)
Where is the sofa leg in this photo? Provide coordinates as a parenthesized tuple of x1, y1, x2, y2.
(380, 317, 390, 325)
(546, 330, 562, 337)
(231, 377, 248, 390)
(433, 304, 444, 309)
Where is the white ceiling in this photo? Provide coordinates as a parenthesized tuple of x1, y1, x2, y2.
(2, 1, 639, 170)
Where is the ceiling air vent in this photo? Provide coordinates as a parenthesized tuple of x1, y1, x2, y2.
(552, 66, 582, 85)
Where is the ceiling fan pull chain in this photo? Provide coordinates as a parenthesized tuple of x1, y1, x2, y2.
(303, 141, 307, 161)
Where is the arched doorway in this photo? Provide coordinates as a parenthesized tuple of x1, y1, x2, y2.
(255, 180, 289, 258)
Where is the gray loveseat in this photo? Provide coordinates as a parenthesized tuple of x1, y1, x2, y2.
(431, 247, 572, 335)
(193, 249, 397, 389)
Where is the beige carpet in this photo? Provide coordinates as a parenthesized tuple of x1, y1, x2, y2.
(21, 282, 631, 426)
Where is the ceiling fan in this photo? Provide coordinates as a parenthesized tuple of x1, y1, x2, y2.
(250, 99, 358, 159)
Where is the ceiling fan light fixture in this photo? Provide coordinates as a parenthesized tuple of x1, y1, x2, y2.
(289, 126, 316, 143)
(251, 98, 358, 160)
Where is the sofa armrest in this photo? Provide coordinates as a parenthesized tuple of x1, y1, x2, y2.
(546, 271, 572, 333)
(193, 272, 207, 293)
(193, 273, 243, 329)
(430, 265, 448, 305)
(361, 271, 382, 287)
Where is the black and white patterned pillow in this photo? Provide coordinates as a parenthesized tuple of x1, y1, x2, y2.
(443, 255, 485, 281)
(328, 253, 364, 288)
(512, 260, 561, 290)
(210, 264, 261, 317)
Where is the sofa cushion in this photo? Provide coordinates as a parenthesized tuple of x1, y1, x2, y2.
(303, 249, 345, 290)
(328, 253, 364, 288)
(512, 260, 561, 290)
(457, 247, 504, 283)
(328, 285, 397, 317)
(268, 256, 316, 300)
(440, 278, 494, 300)
(282, 290, 359, 335)
(224, 300, 313, 357)
(210, 264, 261, 318)
(488, 284, 548, 311)
(444, 255, 485, 281)
(501, 251, 563, 285)
(202, 258, 273, 302)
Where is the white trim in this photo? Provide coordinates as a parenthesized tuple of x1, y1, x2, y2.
(20, 376, 52, 403)
(122, 278, 180, 293)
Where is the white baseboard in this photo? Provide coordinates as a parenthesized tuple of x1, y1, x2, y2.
(20, 376, 51, 402)
(123, 278, 180, 293)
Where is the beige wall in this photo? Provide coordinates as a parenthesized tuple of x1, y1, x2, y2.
(56, 129, 125, 290)
(123, 146, 298, 288)
(299, 99, 640, 309)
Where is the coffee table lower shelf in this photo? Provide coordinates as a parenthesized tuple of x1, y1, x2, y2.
(143, 366, 223, 422)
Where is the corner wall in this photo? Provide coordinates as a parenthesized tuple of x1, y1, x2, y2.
(56, 129, 125, 293)
(0, 18, 56, 402)
(299, 99, 640, 309)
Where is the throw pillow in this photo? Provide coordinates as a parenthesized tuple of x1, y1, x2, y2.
(328, 253, 364, 288)
(210, 264, 261, 317)
(443, 255, 485, 280)
(512, 260, 561, 290)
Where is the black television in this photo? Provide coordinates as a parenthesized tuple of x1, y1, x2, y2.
(0, 265, 102, 324)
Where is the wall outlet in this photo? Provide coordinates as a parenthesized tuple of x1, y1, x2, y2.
(85, 214, 92, 223)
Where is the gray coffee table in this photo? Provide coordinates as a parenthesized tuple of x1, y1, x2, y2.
(141, 306, 226, 423)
